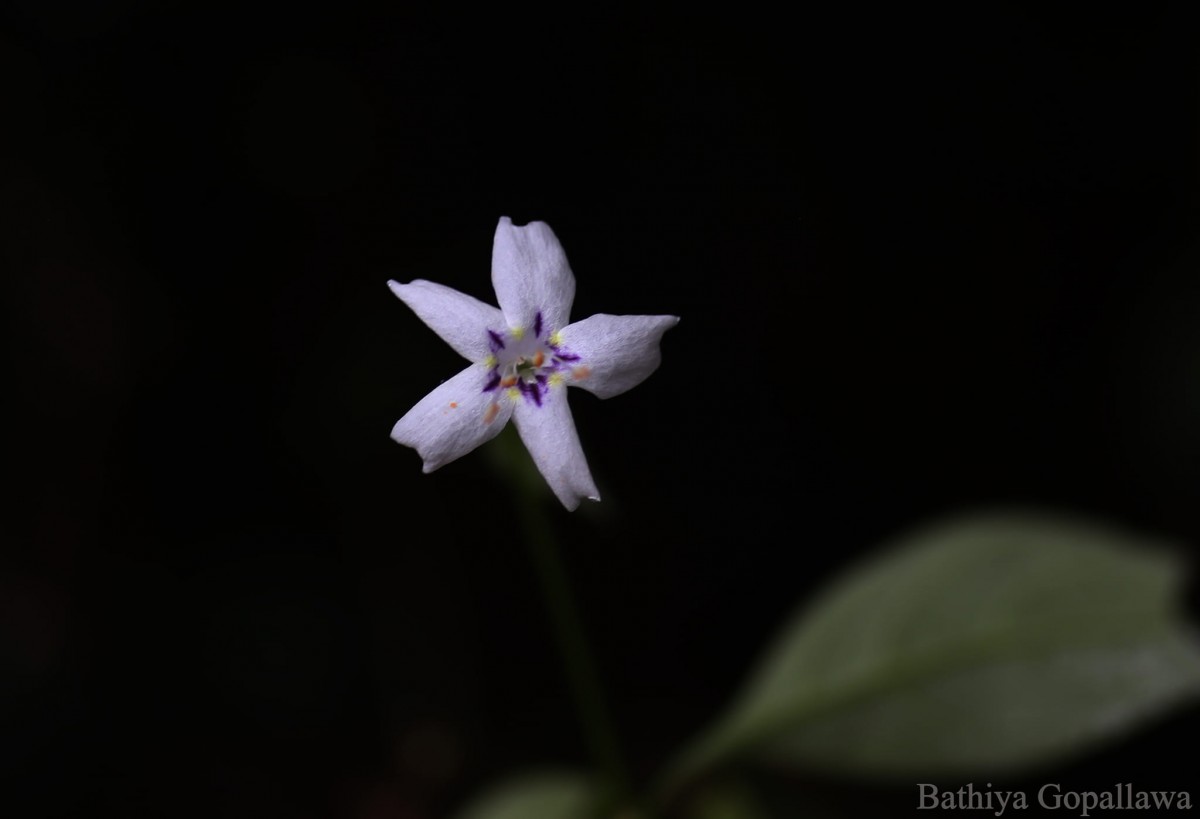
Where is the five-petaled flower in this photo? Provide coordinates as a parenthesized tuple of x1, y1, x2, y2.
(388, 217, 679, 510)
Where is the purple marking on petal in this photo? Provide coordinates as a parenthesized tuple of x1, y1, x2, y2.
(482, 372, 501, 392)
(487, 329, 506, 350)
(555, 351, 581, 362)
(518, 379, 544, 407)
(533, 311, 543, 338)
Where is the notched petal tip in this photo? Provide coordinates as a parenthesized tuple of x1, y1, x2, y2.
(387, 278, 438, 295)
(561, 492, 601, 513)
(389, 420, 440, 473)
(391, 441, 444, 477)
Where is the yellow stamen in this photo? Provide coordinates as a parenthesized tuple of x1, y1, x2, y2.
(510, 326, 525, 340)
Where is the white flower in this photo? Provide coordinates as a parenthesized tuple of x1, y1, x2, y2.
(388, 217, 679, 510)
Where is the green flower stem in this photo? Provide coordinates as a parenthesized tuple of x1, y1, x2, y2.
(488, 425, 653, 816)
(512, 485, 632, 809)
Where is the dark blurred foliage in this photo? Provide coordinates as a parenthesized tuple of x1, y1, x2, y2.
(2, 2, 1198, 817)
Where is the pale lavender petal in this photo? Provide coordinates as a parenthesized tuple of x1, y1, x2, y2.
(512, 386, 599, 510)
(388, 279, 505, 361)
(558, 314, 680, 399)
(491, 217, 575, 333)
(392, 365, 514, 472)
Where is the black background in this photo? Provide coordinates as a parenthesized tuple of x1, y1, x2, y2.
(4, 3, 1199, 817)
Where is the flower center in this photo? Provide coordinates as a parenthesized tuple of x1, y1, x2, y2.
(481, 311, 581, 417)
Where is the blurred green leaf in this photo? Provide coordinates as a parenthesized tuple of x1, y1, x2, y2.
(455, 771, 598, 819)
(685, 779, 773, 819)
(663, 511, 1200, 788)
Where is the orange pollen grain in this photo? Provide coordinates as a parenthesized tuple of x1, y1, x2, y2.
(572, 366, 591, 380)
(483, 402, 500, 425)
(449, 401, 458, 408)
(533, 351, 545, 367)
(500, 376, 517, 388)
